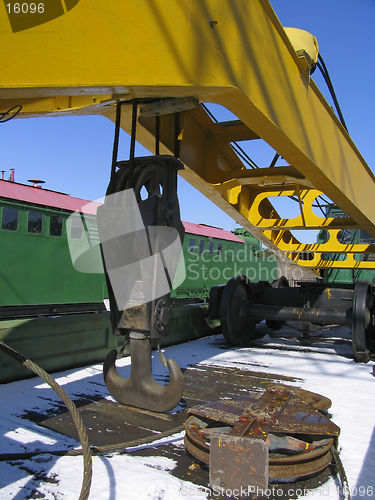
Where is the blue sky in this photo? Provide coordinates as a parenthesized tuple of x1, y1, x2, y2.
(1, 0, 374, 240)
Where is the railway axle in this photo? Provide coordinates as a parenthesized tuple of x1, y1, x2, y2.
(245, 302, 354, 327)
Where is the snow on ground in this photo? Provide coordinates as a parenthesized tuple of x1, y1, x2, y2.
(0, 323, 374, 500)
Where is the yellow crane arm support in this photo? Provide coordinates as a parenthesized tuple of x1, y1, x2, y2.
(1, 0, 374, 270)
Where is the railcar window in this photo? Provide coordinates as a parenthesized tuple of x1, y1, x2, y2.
(217, 243, 223, 255)
(359, 230, 374, 243)
(71, 218, 83, 239)
(88, 223, 100, 244)
(2, 206, 18, 231)
(28, 211, 43, 234)
(188, 238, 196, 253)
(50, 215, 63, 237)
(209, 241, 214, 254)
(199, 240, 205, 254)
(225, 245, 234, 261)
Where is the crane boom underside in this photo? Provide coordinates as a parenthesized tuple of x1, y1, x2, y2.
(1, 0, 374, 270)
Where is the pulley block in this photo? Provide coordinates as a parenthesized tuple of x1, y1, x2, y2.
(98, 102, 186, 412)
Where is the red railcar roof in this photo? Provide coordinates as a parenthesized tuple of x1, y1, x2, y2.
(0, 180, 242, 242)
(0, 179, 99, 215)
(182, 221, 243, 243)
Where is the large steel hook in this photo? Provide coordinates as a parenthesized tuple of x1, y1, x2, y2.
(103, 333, 184, 412)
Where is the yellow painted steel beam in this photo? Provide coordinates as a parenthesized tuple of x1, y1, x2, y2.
(138, 105, 373, 269)
(1, 0, 374, 270)
(288, 252, 375, 270)
(264, 229, 375, 255)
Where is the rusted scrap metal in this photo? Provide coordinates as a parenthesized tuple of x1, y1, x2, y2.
(210, 434, 269, 491)
(184, 385, 340, 489)
(209, 387, 292, 491)
(267, 384, 332, 412)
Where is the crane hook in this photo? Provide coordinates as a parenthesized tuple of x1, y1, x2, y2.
(103, 332, 184, 412)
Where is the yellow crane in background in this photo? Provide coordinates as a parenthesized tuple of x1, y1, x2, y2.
(1, 0, 374, 273)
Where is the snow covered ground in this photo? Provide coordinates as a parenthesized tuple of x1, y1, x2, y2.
(0, 323, 374, 500)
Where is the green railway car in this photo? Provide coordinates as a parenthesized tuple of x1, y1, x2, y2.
(317, 205, 375, 285)
(0, 180, 108, 317)
(0, 178, 277, 382)
(0, 178, 277, 316)
(174, 223, 278, 301)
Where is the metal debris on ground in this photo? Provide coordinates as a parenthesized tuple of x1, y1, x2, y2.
(184, 384, 340, 493)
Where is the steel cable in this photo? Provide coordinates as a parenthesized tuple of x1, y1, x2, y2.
(0, 341, 92, 500)
(0, 105, 22, 123)
(317, 54, 348, 133)
(331, 446, 351, 500)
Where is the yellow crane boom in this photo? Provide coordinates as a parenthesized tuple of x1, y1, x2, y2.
(1, 0, 374, 270)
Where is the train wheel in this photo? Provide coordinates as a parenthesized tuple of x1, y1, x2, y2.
(219, 275, 255, 346)
(352, 280, 372, 363)
(368, 279, 375, 356)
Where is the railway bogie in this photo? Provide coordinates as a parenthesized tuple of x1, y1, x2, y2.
(210, 275, 375, 362)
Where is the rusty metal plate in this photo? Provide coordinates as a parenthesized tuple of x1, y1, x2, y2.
(40, 398, 184, 447)
(118, 303, 150, 332)
(187, 392, 340, 437)
(188, 397, 260, 425)
(209, 434, 269, 491)
(273, 393, 340, 436)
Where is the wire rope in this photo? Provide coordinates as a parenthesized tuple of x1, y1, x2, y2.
(0, 341, 92, 500)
